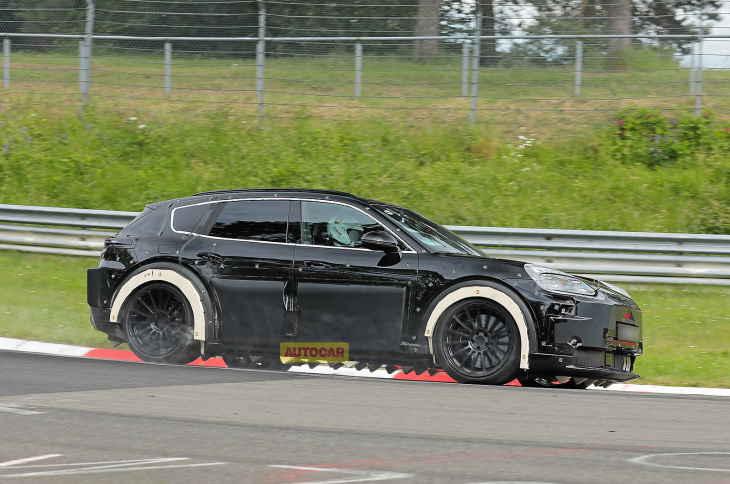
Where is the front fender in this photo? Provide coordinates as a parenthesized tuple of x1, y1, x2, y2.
(422, 280, 538, 370)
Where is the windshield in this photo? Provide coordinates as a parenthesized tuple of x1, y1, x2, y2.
(374, 204, 484, 257)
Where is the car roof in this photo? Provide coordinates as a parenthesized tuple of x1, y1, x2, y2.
(192, 188, 360, 199)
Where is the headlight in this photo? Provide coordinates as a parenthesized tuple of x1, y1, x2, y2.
(599, 280, 632, 298)
(525, 264, 597, 296)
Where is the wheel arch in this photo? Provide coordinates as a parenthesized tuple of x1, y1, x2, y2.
(422, 280, 538, 370)
(109, 261, 214, 342)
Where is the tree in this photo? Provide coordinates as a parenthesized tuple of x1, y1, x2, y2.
(414, 0, 442, 62)
(603, 0, 632, 53)
(479, 1, 499, 66)
(440, 1, 511, 66)
(510, 0, 720, 64)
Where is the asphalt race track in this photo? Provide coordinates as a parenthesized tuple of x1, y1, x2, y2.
(0, 351, 728, 484)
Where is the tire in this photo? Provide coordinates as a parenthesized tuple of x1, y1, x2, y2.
(123, 282, 200, 365)
(434, 298, 520, 384)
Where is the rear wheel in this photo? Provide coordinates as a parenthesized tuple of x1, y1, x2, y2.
(123, 282, 199, 365)
(434, 299, 520, 384)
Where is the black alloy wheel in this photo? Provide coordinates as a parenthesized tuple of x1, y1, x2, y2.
(123, 282, 199, 364)
(434, 299, 520, 384)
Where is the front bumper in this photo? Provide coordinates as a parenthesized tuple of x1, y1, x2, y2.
(528, 348, 640, 383)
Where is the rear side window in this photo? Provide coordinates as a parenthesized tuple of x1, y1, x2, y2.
(208, 200, 289, 243)
(171, 203, 211, 233)
(118, 206, 165, 237)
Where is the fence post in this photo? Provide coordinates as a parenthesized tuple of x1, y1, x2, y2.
(461, 41, 470, 97)
(689, 42, 696, 94)
(469, 13, 482, 124)
(82, 0, 94, 104)
(164, 41, 172, 96)
(3, 38, 9, 89)
(695, 32, 703, 116)
(256, 0, 266, 126)
(355, 42, 362, 98)
(78, 40, 85, 92)
(574, 41, 583, 96)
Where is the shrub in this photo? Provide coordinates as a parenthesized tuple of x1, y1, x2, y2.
(609, 108, 726, 167)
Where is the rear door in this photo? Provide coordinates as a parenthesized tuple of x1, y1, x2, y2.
(204, 199, 295, 347)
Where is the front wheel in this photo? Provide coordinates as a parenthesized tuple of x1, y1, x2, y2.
(123, 282, 199, 365)
(434, 299, 520, 384)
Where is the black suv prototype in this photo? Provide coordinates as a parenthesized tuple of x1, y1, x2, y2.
(87, 189, 643, 387)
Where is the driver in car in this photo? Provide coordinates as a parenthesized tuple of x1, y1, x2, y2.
(327, 214, 363, 247)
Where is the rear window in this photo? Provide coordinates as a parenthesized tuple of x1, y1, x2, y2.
(208, 200, 289, 243)
(171, 203, 211, 234)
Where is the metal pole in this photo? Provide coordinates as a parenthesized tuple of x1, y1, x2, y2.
(82, 0, 94, 104)
(256, 0, 266, 126)
(689, 42, 696, 94)
(469, 13, 482, 124)
(461, 41, 470, 97)
(78, 40, 85, 92)
(574, 40, 583, 96)
(695, 32, 703, 116)
(164, 41, 172, 96)
(355, 42, 362, 98)
(3, 38, 9, 89)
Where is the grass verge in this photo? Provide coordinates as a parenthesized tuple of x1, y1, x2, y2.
(1, 250, 727, 388)
(1, 108, 728, 234)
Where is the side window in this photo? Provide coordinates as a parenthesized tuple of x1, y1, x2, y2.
(301, 201, 384, 248)
(208, 200, 289, 243)
(171, 203, 211, 234)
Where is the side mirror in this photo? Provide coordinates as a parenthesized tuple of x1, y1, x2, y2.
(360, 230, 400, 253)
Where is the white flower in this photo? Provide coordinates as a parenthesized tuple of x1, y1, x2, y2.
(138, 124, 146, 129)
(129, 117, 138, 121)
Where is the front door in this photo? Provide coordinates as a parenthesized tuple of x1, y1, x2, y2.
(293, 200, 418, 354)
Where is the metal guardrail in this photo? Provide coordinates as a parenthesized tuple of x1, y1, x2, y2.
(1, 204, 729, 285)
(0, 204, 136, 257)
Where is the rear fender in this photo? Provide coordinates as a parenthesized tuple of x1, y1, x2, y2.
(109, 263, 213, 342)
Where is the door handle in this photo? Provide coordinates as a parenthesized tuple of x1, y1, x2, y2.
(302, 261, 327, 270)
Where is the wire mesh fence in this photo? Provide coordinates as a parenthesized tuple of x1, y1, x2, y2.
(1, 0, 730, 140)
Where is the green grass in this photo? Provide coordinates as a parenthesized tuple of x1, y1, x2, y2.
(0, 251, 108, 347)
(4, 47, 730, 139)
(1, 250, 727, 388)
(0, 106, 728, 233)
(624, 283, 730, 388)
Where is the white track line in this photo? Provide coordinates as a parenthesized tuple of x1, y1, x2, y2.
(268, 465, 412, 483)
(0, 404, 43, 416)
(0, 454, 61, 467)
(1, 337, 728, 397)
(0, 337, 91, 357)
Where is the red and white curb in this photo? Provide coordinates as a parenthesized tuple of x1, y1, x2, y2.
(1, 336, 728, 397)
